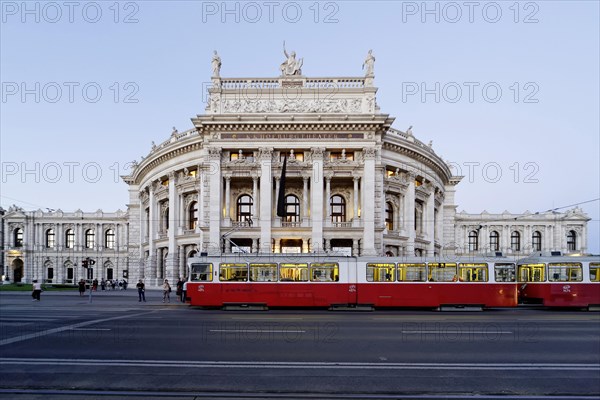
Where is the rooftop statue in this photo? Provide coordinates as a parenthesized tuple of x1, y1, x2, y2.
(280, 41, 303, 76)
(363, 49, 375, 76)
(211, 50, 221, 78)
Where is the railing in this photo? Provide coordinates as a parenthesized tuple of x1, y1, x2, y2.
(217, 77, 366, 90)
(281, 221, 302, 228)
(331, 222, 352, 228)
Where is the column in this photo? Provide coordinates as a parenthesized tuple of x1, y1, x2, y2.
(325, 174, 332, 226)
(252, 174, 258, 224)
(362, 147, 377, 255)
(353, 239, 360, 256)
(274, 176, 280, 227)
(310, 148, 324, 252)
(425, 187, 435, 256)
(148, 183, 157, 282)
(179, 245, 186, 279)
(302, 174, 309, 226)
(259, 148, 273, 253)
(208, 148, 222, 254)
(198, 165, 205, 252)
(165, 172, 179, 282)
(224, 175, 231, 225)
(404, 172, 416, 256)
(353, 175, 360, 227)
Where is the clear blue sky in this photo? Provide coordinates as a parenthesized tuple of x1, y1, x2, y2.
(1, 1, 598, 253)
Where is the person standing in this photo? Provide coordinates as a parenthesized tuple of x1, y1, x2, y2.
(136, 280, 146, 302)
(162, 279, 171, 303)
(78, 279, 86, 296)
(176, 278, 184, 302)
(31, 280, 42, 301)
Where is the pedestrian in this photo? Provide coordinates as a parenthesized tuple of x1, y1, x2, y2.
(78, 279, 86, 296)
(176, 278, 184, 302)
(31, 280, 42, 301)
(122, 279, 128, 290)
(101, 279, 106, 290)
(163, 279, 171, 303)
(92, 278, 98, 291)
(182, 280, 188, 303)
(136, 279, 146, 302)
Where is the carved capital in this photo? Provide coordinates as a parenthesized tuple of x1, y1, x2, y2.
(258, 147, 273, 160)
(363, 147, 376, 160)
(208, 147, 222, 160)
(311, 147, 325, 160)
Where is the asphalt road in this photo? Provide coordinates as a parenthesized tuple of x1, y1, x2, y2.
(0, 290, 599, 399)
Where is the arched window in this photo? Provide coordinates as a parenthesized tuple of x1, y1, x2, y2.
(164, 207, 170, 231)
(567, 230, 577, 251)
(236, 195, 253, 222)
(414, 201, 424, 234)
(511, 231, 521, 252)
(385, 202, 394, 231)
(188, 201, 198, 230)
(284, 195, 300, 222)
(489, 231, 500, 252)
(105, 229, 115, 249)
(65, 229, 75, 249)
(468, 230, 479, 252)
(45, 229, 55, 248)
(330, 195, 346, 222)
(14, 228, 23, 248)
(532, 231, 542, 252)
(85, 229, 95, 249)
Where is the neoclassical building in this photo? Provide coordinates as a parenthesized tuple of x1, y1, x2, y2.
(1, 51, 591, 285)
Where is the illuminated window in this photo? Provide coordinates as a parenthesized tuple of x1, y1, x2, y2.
(190, 263, 212, 282)
(14, 228, 23, 247)
(548, 263, 582, 282)
(330, 151, 353, 161)
(590, 263, 600, 282)
(236, 195, 253, 222)
(85, 229, 95, 249)
(367, 263, 395, 282)
(188, 201, 198, 229)
(459, 263, 488, 282)
(518, 263, 545, 282)
(310, 263, 339, 282)
(284, 195, 300, 222)
(219, 263, 248, 282)
(65, 229, 75, 249)
(428, 263, 457, 282)
(398, 263, 426, 282)
(249, 263, 277, 282)
(330, 195, 346, 222)
(385, 202, 394, 231)
(45, 229, 55, 248)
(279, 263, 309, 282)
(104, 229, 115, 249)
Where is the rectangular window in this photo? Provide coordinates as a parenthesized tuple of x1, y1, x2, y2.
(249, 263, 278, 282)
(518, 263, 545, 282)
(190, 263, 213, 282)
(310, 263, 339, 282)
(366, 263, 395, 282)
(590, 263, 600, 282)
(494, 263, 516, 282)
(279, 263, 308, 282)
(548, 263, 583, 282)
(428, 263, 457, 282)
(219, 263, 248, 282)
(398, 263, 426, 282)
(330, 152, 353, 161)
(459, 263, 488, 282)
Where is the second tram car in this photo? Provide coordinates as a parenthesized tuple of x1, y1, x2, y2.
(186, 254, 518, 309)
(517, 254, 600, 308)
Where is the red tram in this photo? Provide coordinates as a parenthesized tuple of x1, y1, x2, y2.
(517, 254, 600, 308)
(186, 254, 518, 309)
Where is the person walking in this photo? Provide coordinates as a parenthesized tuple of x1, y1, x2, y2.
(31, 280, 42, 301)
(136, 279, 146, 302)
(162, 279, 171, 303)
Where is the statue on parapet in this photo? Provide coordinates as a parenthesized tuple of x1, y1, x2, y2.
(211, 50, 221, 78)
(280, 41, 303, 76)
(363, 49, 375, 76)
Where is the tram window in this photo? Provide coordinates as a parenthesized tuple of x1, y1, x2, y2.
(398, 263, 426, 282)
(494, 263, 516, 282)
(249, 263, 278, 282)
(219, 263, 248, 282)
(517, 264, 545, 282)
(548, 263, 582, 282)
(428, 263, 457, 282)
(190, 263, 212, 282)
(280, 263, 309, 282)
(310, 263, 339, 282)
(590, 264, 600, 282)
(367, 263, 395, 282)
(459, 263, 488, 282)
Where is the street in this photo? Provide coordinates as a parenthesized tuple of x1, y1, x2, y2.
(0, 290, 599, 399)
